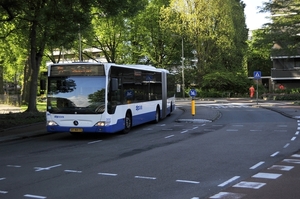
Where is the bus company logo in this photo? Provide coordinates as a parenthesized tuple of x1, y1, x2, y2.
(136, 105, 142, 111)
(54, 115, 64, 118)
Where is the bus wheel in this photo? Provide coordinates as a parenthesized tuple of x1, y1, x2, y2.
(154, 107, 160, 123)
(123, 112, 132, 134)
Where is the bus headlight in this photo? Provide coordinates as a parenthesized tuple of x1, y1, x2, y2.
(94, 121, 107, 126)
(47, 120, 58, 126)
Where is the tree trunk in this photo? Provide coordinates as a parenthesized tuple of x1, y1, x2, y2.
(22, 57, 31, 104)
(26, 21, 45, 112)
(0, 62, 4, 94)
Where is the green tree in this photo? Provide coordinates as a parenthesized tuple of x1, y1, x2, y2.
(262, 0, 300, 56)
(247, 29, 273, 76)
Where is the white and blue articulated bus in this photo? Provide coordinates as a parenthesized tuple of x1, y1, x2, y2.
(46, 62, 176, 135)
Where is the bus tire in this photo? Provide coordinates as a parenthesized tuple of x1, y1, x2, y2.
(123, 112, 132, 134)
(154, 107, 160, 123)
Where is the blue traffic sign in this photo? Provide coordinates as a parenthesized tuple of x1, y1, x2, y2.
(253, 71, 261, 79)
(189, 89, 197, 97)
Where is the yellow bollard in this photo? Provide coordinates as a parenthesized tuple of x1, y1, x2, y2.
(191, 99, 196, 116)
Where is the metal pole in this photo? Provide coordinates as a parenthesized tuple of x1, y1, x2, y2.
(256, 79, 258, 105)
(78, 24, 82, 61)
(182, 37, 185, 98)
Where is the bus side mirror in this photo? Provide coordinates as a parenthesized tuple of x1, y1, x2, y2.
(111, 78, 118, 91)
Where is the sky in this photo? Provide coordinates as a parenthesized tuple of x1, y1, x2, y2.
(243, 0, 270, 30)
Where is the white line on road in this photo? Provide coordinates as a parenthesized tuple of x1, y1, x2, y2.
(268, 165, 294, 171)
(296, 131, 299, 135)
(24, 194, 46, 199)
(7, 165, 21, 168)
(284, 143, 290, 148)
(218, 176, 240, 187)
(291, 154, 300, 158)
(64, 170, 82, 173)
(271, 151, 280, 157)
(252, 172, 282, 179)
(250, 161, 265, 169)
(34, 164, 62, 172)
(233, 181, 266, 189)
(165, 135, 174, 139)
(226, 129, 238, 132)
(176, 180, 200, 184)
(291, 137, 297, 141)
(181, 130, 188, 134)
(0, 191, 8, 194)
(88, 140, 102, 144)
(98, 172, 118, 176)
(0, 178, 5, 181)
(135, 176, 156, 180)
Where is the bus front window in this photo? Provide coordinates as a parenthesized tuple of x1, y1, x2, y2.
(47, 76, 106, 114)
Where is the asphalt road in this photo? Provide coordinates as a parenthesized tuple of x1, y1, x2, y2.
(0, 101, 299, 199)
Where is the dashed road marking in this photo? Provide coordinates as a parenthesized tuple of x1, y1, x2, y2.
(135, 176, 156, 180)
(252, 172, 282, 179)
(24, 194, 46, 199)
(291, 137, 297, 141)
(88, 140, 102, 144)
(233, 181, 266, 189)
(271, 151, 280, 157)
(165, 135, 174, 139)
(98, 172, 118, 176)
(7, 165, 21, 168)
(0, 178, 5, 181)
(268, 165, 294, 171)
(291, 154, 300, 158)
(283, 159, 300, 164)
(34, 164, 62, 172)
(209, 192, 245, 199)
(250, 161, 265, 169)
(218, 176, 240, 187)
(64, 170, 82, 173)
(0, 191, 8, 194)
(176, 179, 200, 184)
(283, 143, 290, 148)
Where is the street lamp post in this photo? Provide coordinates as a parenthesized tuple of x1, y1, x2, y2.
(181, 37, 185, 98)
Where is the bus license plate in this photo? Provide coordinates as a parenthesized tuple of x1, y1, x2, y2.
(70, 128, 83, 132)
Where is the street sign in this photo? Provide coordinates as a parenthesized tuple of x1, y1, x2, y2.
(253, 71, 261, 79)
(189, 89, 197, 97)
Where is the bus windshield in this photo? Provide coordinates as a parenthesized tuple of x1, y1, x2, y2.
(47, 76, 106, 114)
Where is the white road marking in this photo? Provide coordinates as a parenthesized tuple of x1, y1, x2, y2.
(298, 127, 300, 130)
(218, 176, 240, 187)
(209, 192, 245, 199)
(143, 128, 153, 130)
(250, 130, 262, 132)
(226, 129, 238, 132)
(277, 125, 287, 127)
(250, 161, 265, 169)
(283, 159, 300, 164)
(7, 165, 21, 168)
(64, 170, 82, 173)
(274, 130, 287, 132)
(0, 191, 8, 194)
(34, 164, 62, 172)
(271, 151, 280, 157)
(98, 172, 118, 176)
(165, 135, 174, 139)
(159, 124, 166, 126)
(24, 194, 46, 199)
(291, 154, 300, 158)
(192, 127, 198, 130)
(283, 143, 290, 148)
(296, 131, 299, 135)
(88, 140, 102, 144)
(181, 130, 188, 134)
(252, 172, 282, 179)
(0, 178, 5, 181)
(268, 165, 294, 171)
(233, 181, 266, 189)
(135, 176, 156, 180)
(176, 180, 200, 184)
(291, 137, 297, 141)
